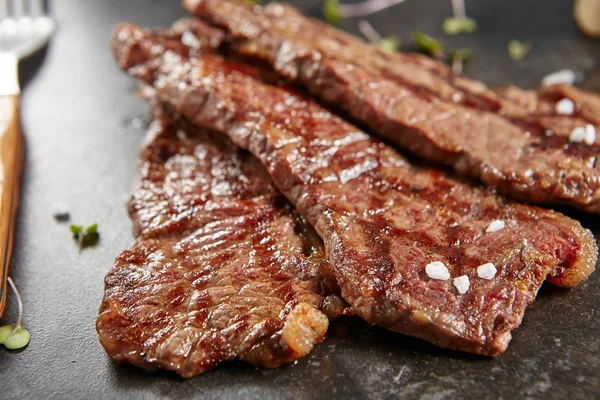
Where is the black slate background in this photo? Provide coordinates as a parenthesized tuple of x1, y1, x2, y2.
(1, 1, 599, 399)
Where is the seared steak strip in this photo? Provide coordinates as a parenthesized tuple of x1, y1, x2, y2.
(96, 97, 342, 377)
(183, 0, 600, 213)
(111, 23, 597, 356)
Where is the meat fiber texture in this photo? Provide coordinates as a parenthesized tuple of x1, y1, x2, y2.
(184, 0, 600, 214)
(110, 23, 597, 356)
(96, 93, 344, 376)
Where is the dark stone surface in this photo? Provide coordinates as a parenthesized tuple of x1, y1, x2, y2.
(1, 0, 599, 399)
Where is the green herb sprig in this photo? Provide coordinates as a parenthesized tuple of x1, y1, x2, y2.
(377, 35, 401, 53)
(323, 0, 342, 25)
(70, 223, 100, 252)
(0, 277, 31, 350)
(449, 48, 473, 74)
(442, 17, 477, 35)
(508, 40, 531, 61)
(412, 31, 444, 59)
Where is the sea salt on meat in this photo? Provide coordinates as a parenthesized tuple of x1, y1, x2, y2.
(584, 125, 596, 145)
(477, 263, 497, 280)
(541, 69, 576, 87)
(425, 261, 450, 280)
(453, 275, 470, 294)
(570, 127, 587, 143)
(486, 220, 505, 233)
(555, 98, 574, 115)
(112, 19, 599, 356)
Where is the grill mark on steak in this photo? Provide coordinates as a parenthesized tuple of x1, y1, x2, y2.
(96, 98, 345, 377)
(111, 23, 597, 356)
(183, 0, 600, 214)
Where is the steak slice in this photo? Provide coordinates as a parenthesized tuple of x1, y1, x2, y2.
(96, 100, 342, 377)
(183, 0, 600, 214)
(111, 23, 597, 356)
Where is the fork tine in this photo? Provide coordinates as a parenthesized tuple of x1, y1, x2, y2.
(0, 0, 8, 19)
(11, 0, 24, 18)
(28, 0, 42, 17)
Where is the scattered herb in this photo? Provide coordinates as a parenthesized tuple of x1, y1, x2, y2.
(450, 48, 472, 61)
(450, 48, 472, 74)
(323, 0, 342, 24)
(245, 0, 261, 4)
(70, 223, 100, 252)
(377, 35, 401, 52)
(508, 40, 531, 61)
(0, 325, 30, 350)
(0, 278, 31, 350)
(412, 31, 444, 58)
(442, 17, 477, 35)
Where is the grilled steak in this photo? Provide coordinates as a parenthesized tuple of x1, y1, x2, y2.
(183, 0, 600, 214)
(96, 100, 343, 377)
(111, 23, 597, 356)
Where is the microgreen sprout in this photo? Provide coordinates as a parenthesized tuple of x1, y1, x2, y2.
(450, 48, 472, 74)
(412, 31, 444, 59)
(0, 277, 30, 350)
(377, 35, 401, 52)
(70, 223, 100, 252)
(323, 0, 343, 24)
(443, 17, 477, 35)
(508, 40, 531, 61)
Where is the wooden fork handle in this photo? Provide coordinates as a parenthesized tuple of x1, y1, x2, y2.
(0, 95, 24, 317)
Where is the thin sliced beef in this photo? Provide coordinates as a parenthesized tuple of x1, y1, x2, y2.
(183, 0, 600, 214)
(111, 23, 597, 356)
(96, 101, 342, 377)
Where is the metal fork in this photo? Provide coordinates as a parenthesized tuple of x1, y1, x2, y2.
(0, 0, 55, 317)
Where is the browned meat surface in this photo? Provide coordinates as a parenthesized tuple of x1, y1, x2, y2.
(111, 23, 597, 356)
(183, 0, 600, 214)
(96, 102, 341, 377)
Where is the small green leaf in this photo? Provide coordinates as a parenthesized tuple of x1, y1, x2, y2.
(508, 40, 531, 61)
(443, 17, 477, 35)
(70, 225, 83, 237)
(450, 48, 473, 62)
(412, 31, 444, 58)
(377, 35, 401, 53)
(2, 326, 30, 350)
(86, 223, 98, 235)
(70, 223, 100, 251)
(323, 0, 342, 25)
(0, 325, 14, 344)
(82, 231, 100, 248)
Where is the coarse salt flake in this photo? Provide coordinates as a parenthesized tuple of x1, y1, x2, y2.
(555, 98, 574, 115)
(541, 69, 576, 87)
(453, 275, 470, 294)
(477, 263, 497, 280)
(584, 124, 596, 145)
(486, 220, 505, 233)
(425, 261, 450, 280)
(569, 127, 587, 143)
